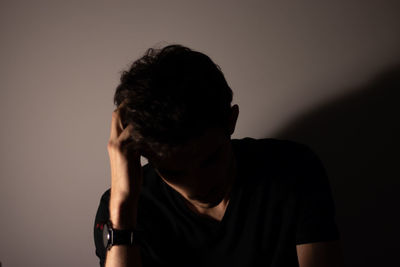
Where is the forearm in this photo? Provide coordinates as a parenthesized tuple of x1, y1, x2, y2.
(105, 244, 142, 267)
(105, 199, 142, 267)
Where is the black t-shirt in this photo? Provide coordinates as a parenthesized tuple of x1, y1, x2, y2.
(93, 137, 340, 267)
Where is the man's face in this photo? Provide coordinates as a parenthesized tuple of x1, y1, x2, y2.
(148, 126, 234, 205)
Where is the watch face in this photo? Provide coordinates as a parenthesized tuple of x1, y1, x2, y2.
(102, 222, 110, 249)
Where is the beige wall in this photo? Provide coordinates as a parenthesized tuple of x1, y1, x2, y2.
(1, 0, 399, 266)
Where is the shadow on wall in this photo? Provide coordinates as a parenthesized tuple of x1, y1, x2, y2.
(273, 65, 400, 267)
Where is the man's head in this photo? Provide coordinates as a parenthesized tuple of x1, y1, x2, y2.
(114, 44, 239, 205)
(114, 44, 238, 160)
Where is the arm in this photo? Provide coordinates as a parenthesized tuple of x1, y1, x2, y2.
(293, 144, 343, 266)
(105, 106, 143, 267)
(296, 240, 344, 267)
(105, 207, 142, 267)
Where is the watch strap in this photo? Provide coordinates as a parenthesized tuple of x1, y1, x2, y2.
(106, 220, 141, 250)
(111, 228, 136, 246)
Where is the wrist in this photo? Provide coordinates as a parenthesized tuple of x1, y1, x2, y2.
(103, 220, 141, 251)
(109, 199, 138, 229)
(109, 217, 137, 230)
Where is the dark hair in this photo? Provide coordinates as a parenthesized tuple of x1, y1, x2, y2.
(114, 44, 233, 157)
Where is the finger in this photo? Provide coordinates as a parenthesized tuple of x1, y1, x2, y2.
(110, 100, 129, 140)
(116, 100, 130, 129)
(118, 124, 138, 150)
(110, 108, 122, 140)
(118, 124, 133, 142)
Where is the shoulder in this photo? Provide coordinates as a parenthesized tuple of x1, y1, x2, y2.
(231, 137, 317, 167)
(95, 189, 110, 221)
(231, 137, 326, 189)
(99, 188, 111, 203)
(232, 137, 311, 153)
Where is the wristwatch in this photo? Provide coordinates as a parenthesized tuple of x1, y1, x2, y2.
(102, 220, 139, 250)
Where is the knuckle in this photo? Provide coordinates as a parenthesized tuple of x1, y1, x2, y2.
(107, 140, 118, 150)
(108, 140, 127, 152)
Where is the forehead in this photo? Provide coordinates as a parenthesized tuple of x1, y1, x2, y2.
(149, 127, 227, 169)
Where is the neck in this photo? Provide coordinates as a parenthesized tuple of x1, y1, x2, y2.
(183, 149, 238, 213)
(156, 141, 238, 219)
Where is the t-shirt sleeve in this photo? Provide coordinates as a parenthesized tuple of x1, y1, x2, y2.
(93, 189, 110, 267)
(293, 145, 340, 245)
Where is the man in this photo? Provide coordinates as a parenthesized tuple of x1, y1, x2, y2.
(94, 44, 342, 267)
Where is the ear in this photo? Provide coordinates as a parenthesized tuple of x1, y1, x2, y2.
(226, 104, 239, 136)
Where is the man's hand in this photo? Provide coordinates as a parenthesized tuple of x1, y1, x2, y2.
(105, 104, 144, 267)
(107, 104, 143, 229)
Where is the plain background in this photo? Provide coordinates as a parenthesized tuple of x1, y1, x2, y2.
(1, 0, 399, 266)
